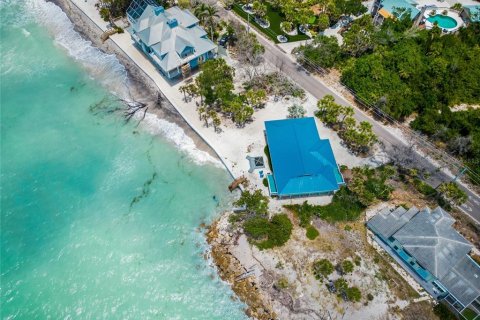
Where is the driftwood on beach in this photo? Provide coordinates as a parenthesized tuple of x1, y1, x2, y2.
(119, 99, 148, 124)
(228, 176, 246, 192)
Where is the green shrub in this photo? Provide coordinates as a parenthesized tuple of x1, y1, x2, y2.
(354, 256, 362, 266)
(234, 189, 269, 215)
(243, 214, 293, 249)
(286, 201, 314, 227)
(264, 145, 273, 171)
(334, 278, 348, 291)
(276, 277, 289, 289)
(344, 224, 352, 231)
(228, 213, 243, 224)
(306, 225, 319, 240)
(114, 26, 124, 33)
(314, 187, 365, 222)
(367, 293, 374, 301)
(286, 187, 364, 223)
(433, 303, 457, 320)
(413, 178, 437, 197)
(244, 216, 271, 239)
(345, 286, 362, 302)
(313, 259, 334, 280)
(342, 259, 355, 273)
(263, 177, 268, 187)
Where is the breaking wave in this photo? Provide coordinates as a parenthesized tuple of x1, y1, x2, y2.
(10, 0, 223, 167)
(23, 0, 130, 98)
(141, 112, 223, 167)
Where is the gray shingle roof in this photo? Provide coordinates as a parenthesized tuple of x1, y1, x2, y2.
(368, 206, 480, 307)
(130, 5, 216, 72)
(394, 207, 472, 279)
(440, 255, 480, 307)
(367, 206, 418, 238)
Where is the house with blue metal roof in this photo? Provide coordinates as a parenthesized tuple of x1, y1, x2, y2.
(264, 117, 344, 198)
(126, 1, 216, 79)
(367, 206, 480, 319)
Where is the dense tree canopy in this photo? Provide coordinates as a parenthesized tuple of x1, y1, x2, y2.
(297, 19, 480, 181)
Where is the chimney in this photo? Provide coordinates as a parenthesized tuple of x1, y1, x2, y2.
(154, 6, 165, 16)
(167, 18, 178, 28)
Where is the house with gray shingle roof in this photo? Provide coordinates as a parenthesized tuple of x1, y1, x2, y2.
(367, 206, 480, 319)
(126, 3, 217, 79)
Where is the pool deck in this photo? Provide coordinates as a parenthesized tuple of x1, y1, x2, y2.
(423, 8, 464, 32)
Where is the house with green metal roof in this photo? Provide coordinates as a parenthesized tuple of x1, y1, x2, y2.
(264, 117, 344, 198)
(126, 1, 216, 79)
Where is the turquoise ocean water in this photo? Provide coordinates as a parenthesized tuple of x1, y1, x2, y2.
(0, 1, 247, 318)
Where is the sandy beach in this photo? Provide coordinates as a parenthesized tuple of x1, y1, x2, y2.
(50, 0, 222, 167)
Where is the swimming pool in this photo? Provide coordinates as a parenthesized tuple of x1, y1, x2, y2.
(427, 15, 458, 29)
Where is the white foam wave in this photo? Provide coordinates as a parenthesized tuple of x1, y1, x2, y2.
(21, 28, 31, 37)
(141, 112, 223, 167)
(24, 0, 130, 99)
(9, 0, 220, 167)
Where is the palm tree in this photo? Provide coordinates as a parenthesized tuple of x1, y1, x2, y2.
(204, 5, 220, 40)
(194, 4, 219, 40)
(194, 3, 209, 25)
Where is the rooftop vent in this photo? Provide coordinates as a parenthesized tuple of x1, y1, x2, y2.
(154, 6, 165, 16)
(167, 18, 178, 28)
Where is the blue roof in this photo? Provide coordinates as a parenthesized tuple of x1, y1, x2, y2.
(265, 118, 343, 197)
(381, 0, 420, 19)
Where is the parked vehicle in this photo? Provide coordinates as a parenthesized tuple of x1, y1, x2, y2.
(218, 35, 230, 47)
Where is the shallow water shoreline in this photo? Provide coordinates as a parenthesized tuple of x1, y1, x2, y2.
(48, 1, 275, 318)
(49, 0, 221, 164)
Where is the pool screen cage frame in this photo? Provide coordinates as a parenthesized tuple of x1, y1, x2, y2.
(127, 0, 161, 24)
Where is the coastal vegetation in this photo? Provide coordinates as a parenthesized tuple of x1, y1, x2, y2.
(243, 214, 293, 249)
(243, 72, 305, 100)
(232, 190, 293, 249)
(316, 95, 377, 154)
(286, 165, 395, 222)
(312, 258, 334, 281)
(305, 225, 319, 240)
(296, 17, 480, 182)
(183, 57, 267, 128)
(97, 0, 132, 21)
(401, 168, 468, 210)
(340, 259, 354, 273)
(234, 189, 269, 215)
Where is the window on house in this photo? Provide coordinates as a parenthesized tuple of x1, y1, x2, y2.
(393, 245, 399, 250)
(446, 295, 456, 304)
(409, 261, 415, 266)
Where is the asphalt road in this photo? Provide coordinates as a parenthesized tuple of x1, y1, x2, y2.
(223, 8, 480, 223)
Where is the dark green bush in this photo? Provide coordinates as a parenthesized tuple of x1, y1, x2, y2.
(313, 259, 334, 280)
(306, 225, 319, 240)
(243, 214, 293, 249)
(342, 260, 355, 273)
(234, 189, 269, 215)
(345, 286, 362, 302)
(264, 145, 273, 171)
(433, 303, 457, 320)
(413, 178, 437, 197)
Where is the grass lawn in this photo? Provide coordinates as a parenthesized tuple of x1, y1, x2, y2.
(232, 4, 310, 43)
